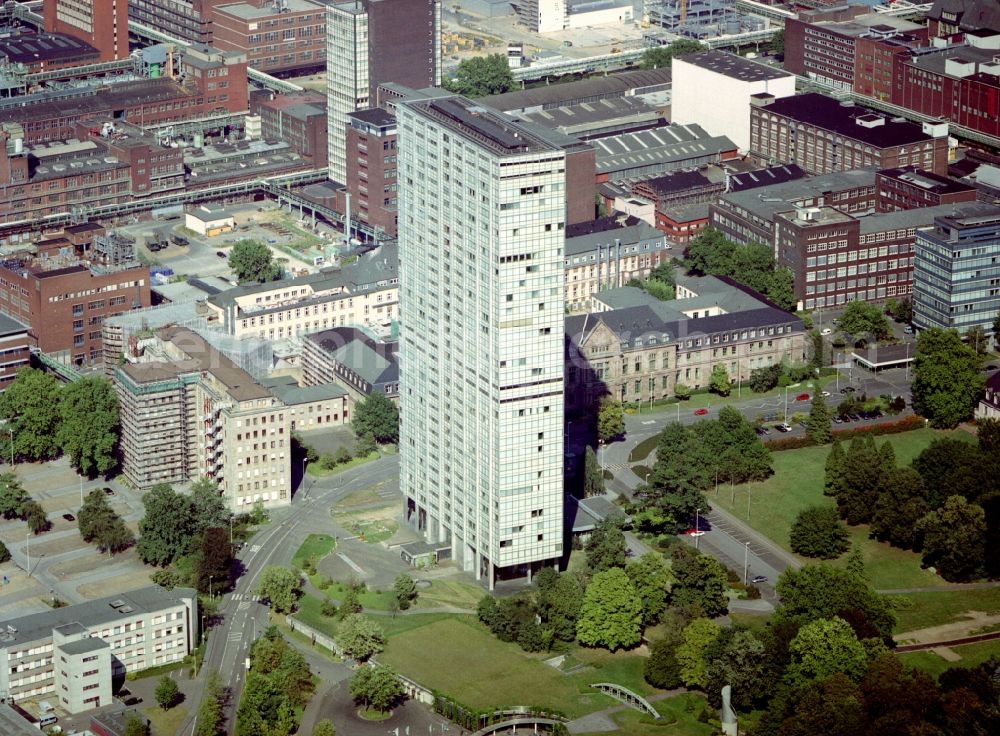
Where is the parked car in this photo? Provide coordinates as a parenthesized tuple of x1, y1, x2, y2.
(840, 386, 856, 394)
(103, 487, 115, 496)
(694, 408, 709, 416)
(684, 529, 706, 537)
(821, 391, 831, 397)
(216, 251, 226, 258)
(751, 575, 768, 584)
(754, 426, 770, 436)
(171, 235, 189, 246)
(62, 513, 75, 522)
(903, 325, 914, 334)
(849, 414, 862, 422)
(795, 393, 810, 401)
(832, 415, 844, 424)
(776, 423, 792, 432)
(821, 328, 832, 335)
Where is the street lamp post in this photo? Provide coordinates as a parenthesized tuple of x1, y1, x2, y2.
(743, 542, 749, 585)
(598, 440, 604, 476)
(676, 402, 680, 423)
(783, 383, 801, 424)
(747, 486, 752, 520)
(25, 530, 29, 578)
(209, 575, 213, 600)
(79, 476, 84, 505)
(229, 516, 234, 546)
(644, 472, 650, 486)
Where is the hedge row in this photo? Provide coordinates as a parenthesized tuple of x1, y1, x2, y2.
(763, 414, 925, 451)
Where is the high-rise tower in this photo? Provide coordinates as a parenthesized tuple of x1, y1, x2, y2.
(44, 0, 129, 62)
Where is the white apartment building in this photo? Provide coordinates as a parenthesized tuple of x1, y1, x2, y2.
(0, 587, 196, 714)
(326, 1, 369, 183)
(398, 92, 565, 588)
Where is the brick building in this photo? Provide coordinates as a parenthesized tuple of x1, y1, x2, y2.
(0, 33, 101, 76)
(632, 169, 724, 211)
(749, 93, 950, 176)
(211, 0, 326, 75)
(43, 0, 129, 62)
(655, 203, 711, 247)
(127, 0, 215, 45)
(876, 166, 978, 212)
(251, 91, 327, 168)
(345, 107, 398, 237)
(0, 229, 150, 365)
(0, 314, 31, 392)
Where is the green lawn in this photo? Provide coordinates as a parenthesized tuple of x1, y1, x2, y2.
(413, 578, 485, 611)
(145, 704, 188, 736)
(710, 428, 974, 590)
(292, 533, 337, 568)
(898, 639, 1000, 679)
(576, 693, 717, 736)
(890, 588, 1000, 633)
(307, 452, 378, 477)
(630, 436, 660, 463)
(377, 616, 659, 719)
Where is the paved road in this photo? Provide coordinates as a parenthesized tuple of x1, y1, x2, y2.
(183, 455, 400, 735)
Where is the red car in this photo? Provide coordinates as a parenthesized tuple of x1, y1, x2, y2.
(795, 393, 811, 401)
(694, 408, 709, 416)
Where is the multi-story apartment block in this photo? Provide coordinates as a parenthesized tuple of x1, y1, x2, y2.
(302, 326, 399, 402)
(398, 92, 566, 587)
(0, 586, 196, 713)
(564, 217, 670, 313)
(0, 314, 31, 391)
(913, 207, 1000, 334)
(775, 201, 997, 310)
(44, 0, 129, 62)
(210, 0, 326, 75)
(749, 92, 950, 176)
(204, 242, 398, 340)
(127, 0, 215, 45)
(566, 277, 807, 408)
(326, 0, 440, 183)
(345, 107, 398, 237)
(114, 325, 292, 508)
(876, 166, 978, 212)
(0, 229, 150, 365)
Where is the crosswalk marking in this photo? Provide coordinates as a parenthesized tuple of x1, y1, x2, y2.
(228, 631, 242, 642)
(231, 593, 261, 602)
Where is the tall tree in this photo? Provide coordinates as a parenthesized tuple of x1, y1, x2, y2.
(710, 364, 731, 396)
(349, 664, 405, 713)
(335, 614, 385, 661)
(625, 552, 672, 626)
(195, 527, 232, 595)
(705, 629, 769, 710)
(22, 499, 49, 535)
(644, 635, 683, 689)
(838, 300, 891, 341)
(538, 572, 583, 643)
(912, 327, 985, 428)
(0, 472, 28, 519)
(790, 506, 849, 559)
(0, 367, 62, 460)
(837, 435, 887, 525)
(964, 325, 989, 357)
(585, 516, 627, 573)
(392, 573, 417, 611)
(190, 477, 231, 536)
(313, 721, 336, 736)
(785, 617, 869, 688)
(669, 545, 729, 617)
(777, 673, 869, 736)
(806, 389, 832, 444)
(912, 437, 989, 507)
(57, 376, 119, 476)
(775, 564, 895, 640)
(917, 495, 986, 582)
(137, 484, 194, 567)
(256, 566, 302, 613)
(583, 445, 605, 498)
(77, 489, 133, 554)
(155, 675, 180, 709)
(824, 440, 846, 497)
(443, 54, 513, 97)
(195, 670, 225, 736)
(227, 239, 281, 284)
(597, 397, 625, 442)
(676, 617, 721, 688)
(639, 39, 704, 68)
(576, 568, 643, 651)
(871, 467, 929, 550)
(993, 310, 1000, 348)
(351, 391, 399, 444)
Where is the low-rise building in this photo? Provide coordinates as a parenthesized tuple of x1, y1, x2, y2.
(301, 326, 399, 401)
(977, 371, 1000, 420)
(261, 374, 352, 431)
(205, 242, 399, 341)
(563, 217, 671, 313)
(566, 276, 807, 408)
(210, 0, 326, 74)
(876, 166, 978, 212)
(0, 586, 196, 713)
(595, 123, 738, 182)
(656, 203, 711, 247)
(114, 325, 291, 508)
(185, 205, 235, 236)
(0, 314, 32, 391)
(913, 207, 1000, 334)
(252, 91, 328, 168)
(749, 92, 950, 176)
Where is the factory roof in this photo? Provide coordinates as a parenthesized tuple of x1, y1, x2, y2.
(0, 79, 191, 126)
(0, 586, 194, 650)
(757, 94, 940, 148)
(565, 219, 665, 257)
(214, 0, 324, 20)
(0, 32, 98, 64)
(593, 123, 737, 175)
(675, 50, 794, 82)
(717, 167, 878, 221)
(483, 67, 673, 112)
(727, 164, 807, 192)
(516, 97, 660, 135)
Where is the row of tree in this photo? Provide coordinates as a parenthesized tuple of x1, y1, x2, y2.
(824, 425, 1000, 580)
(0, 368, 119, 476)
(632, 408, 772, 535)
(0, 472, 48, 534)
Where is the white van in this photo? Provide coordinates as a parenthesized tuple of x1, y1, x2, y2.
(39, 713, 58, 727)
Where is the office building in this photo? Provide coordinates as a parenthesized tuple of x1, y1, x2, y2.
(0, 229, 150, 366)
(513, 0, 566, 32)
(0, 586, 196, 712)
(876, 166, 978, 212)
(114, 324, 292, 507)
(566, 277, 807, 408)
(0, 314, 30, 391)
(302, 326, 399, 402)
(44, 0, 129, 62)
(251, 91, 328, 168)
(345, 107, 398, 237)
(210, 0, 327, 75)
(326, 0, 440, 183)
(672, 51, 796, 152)
(913, 208, 1000, 334)
(749, 92, 950, 176)
(127, 0, 215, 45)
(398, 92, 566, 587)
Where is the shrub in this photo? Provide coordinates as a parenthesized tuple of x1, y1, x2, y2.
(321, 598, 338, 617)
(334, 447, 352, 465)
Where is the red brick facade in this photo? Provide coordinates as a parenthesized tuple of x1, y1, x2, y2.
(43, 0, 129, 62)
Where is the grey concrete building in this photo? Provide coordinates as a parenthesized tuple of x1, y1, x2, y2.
(301, 326, 399, 402)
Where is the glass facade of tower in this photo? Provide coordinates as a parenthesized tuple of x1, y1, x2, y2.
(326, 2, 369, 184)
(397, 94, 566, 588)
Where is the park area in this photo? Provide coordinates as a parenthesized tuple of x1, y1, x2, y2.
(710, 428, 977, 592)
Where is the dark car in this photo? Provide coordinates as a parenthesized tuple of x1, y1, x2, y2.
(776, 423, 792, 433)
(171, 235, 189, 246)
(849, 414, 862, 422)
(840, 386, 856, 394)
(103, 487, 115, 496)
(62, 513, 75, 522)
(754, 426, 769, 436)
(216, 250, 226, 258)
(751, 575, 768, 584)
(123, 696, 142, 706)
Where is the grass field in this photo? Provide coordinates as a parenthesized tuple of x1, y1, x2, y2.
(377, 616, 656, 719)
(898, 639, 1000, 679)
(145, 704, 188, 736)
(710, 428, 975, 590)
(307, 452, 378, 478)
(413, 579, 485, 611)
(890, 588, 1000, 632)
(577, 693, 717, 736)
(630, 436, 660, 463)
(292, 533, 337, 568)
